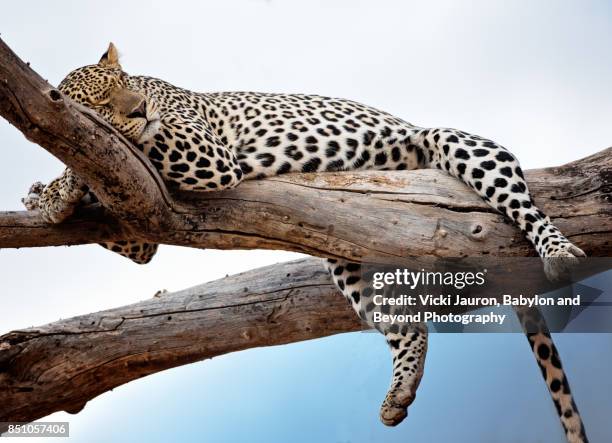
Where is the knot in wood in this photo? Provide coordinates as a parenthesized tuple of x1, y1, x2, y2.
(470, 223, 486, 240)
(48, 89, 62, 102)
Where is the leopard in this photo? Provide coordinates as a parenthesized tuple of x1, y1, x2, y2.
(28, 43, 588, 443)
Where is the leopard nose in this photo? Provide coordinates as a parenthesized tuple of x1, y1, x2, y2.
(127, 100, 147, 119)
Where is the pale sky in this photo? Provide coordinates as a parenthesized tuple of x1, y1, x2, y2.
(1, 1, 611, 442)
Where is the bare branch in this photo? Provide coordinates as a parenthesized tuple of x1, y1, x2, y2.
(0, 206, 126, 248)
(1, 253, 608, 428)
(1, 37, 610, 263)
(1, 155, 611, 260)
(0, 258, 359, 425)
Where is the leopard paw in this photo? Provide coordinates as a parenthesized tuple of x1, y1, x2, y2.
(21, 181, 46, 211)
(543, 241, 586, 282)
(24, 169, 87, 224)
(37, 180, 76, 224)
(380, 398, 409, 426)
(379, 387, 416, 426)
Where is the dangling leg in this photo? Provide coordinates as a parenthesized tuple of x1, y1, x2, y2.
(379, 325, 428, 425)
(515, 307, 588, 443)
(324, 258, 428, 426)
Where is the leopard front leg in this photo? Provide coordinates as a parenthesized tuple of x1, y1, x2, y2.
(23, 169, 159, 265)
(325, 259, 428, 426)
(24, 168, 88, 223)
(98, 240, 159, 264)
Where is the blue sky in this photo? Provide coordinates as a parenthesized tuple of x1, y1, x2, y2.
(1, 1, 611, 442)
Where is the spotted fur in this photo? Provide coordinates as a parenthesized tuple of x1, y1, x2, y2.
(32, 43, 588, 442)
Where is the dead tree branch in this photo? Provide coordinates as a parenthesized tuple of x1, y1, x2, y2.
(0, 36, 610, 264)
(0, 255, 608, 427)
(0, 153, 611, 261)
(0, 259, 358, 425)
(0, 36, 611, 430)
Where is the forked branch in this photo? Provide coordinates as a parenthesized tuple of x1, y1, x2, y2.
(0, 36, 611, 431)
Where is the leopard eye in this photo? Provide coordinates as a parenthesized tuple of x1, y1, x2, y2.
(89, 97, 111, 107)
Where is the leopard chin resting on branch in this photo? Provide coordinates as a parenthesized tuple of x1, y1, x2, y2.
(3, 39, 606, 443)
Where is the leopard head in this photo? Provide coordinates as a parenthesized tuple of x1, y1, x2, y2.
(58, 43, 160, 143)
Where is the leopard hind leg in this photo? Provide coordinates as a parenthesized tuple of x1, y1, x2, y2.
(325, 258, 428, 426)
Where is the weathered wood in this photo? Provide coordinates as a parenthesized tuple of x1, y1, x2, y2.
(1, 152, 611, 262)
(1, 254, 607, 428)
(0, 206, 126, 248)
(0, 258, 359, 427)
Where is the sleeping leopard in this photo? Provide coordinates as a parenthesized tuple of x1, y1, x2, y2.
(29, 43, 588, 443)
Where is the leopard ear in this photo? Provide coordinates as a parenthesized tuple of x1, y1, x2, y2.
(99, 42, 121, 67)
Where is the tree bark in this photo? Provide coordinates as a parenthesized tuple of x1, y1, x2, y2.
(1, 154, 611, 263)
(0, 37, 611, 430)
(0, 259, 357, 426)
(0, 254, 610, 428)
